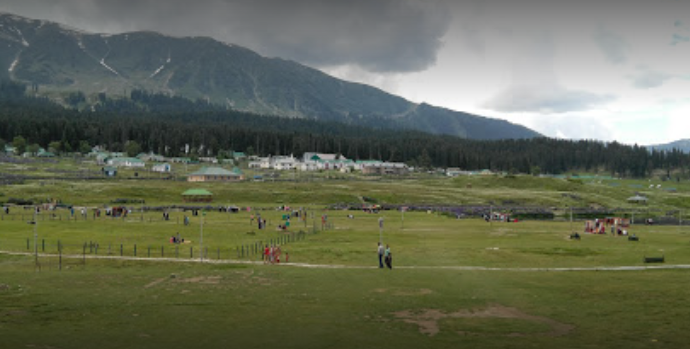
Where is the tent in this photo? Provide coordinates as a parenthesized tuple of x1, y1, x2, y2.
(584, 220, 606, 234)
(182, 189, 213, 203)
(627, 195, 648, 204)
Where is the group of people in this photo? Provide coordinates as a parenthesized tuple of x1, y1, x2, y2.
(169, 233, 184, 244)
(263, 244, 287, 264)
(251, 214, 268, 230)
(377, 242, 393, 269)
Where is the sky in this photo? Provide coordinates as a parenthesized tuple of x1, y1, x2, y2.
(1, 0, 689, 145)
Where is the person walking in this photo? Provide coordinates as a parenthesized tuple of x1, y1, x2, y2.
(377, 242, 384, 268)
(385, 244, 392, 270)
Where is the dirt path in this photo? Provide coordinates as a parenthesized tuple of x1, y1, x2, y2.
(2, 250, 690, 272)
(393, 304, 575, 337)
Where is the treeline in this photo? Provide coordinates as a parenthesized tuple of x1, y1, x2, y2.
(0, 82, 688, 178)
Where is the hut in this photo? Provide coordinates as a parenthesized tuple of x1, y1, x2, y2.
(182, 189, 213, 203)
(102, 166, 118, 177)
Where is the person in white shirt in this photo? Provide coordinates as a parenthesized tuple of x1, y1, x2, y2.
(377, 242, 384, 268)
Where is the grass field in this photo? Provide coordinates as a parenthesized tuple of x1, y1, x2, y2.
(2, 164, 690, 348)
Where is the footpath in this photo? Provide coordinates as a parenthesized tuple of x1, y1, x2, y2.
(3, 250, 690, 272)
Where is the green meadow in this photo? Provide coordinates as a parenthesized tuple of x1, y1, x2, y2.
(2, 162, 690, 348)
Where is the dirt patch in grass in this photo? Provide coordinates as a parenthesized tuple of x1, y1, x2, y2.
(177, 276, 222, 284)
(145, 275, 222, 288)
(393, 304, 574, 337)
(144, 277, 168, 289)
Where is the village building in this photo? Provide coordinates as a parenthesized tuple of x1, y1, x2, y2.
(187, 167, 244, 182)
(108, 157, 146, 168)
(232, 151, 247, 160)
(169, 157, 192, 164)
(199, 157, 219, 164)
(299, 161, 319, 171)
(272, 155, 298, 171)
(137, 152, 166, 162)
(36, 148, 55, 158)
(152, 163, 172, 173)
(361, 162, 409, 175)
(248, 157, 271, 169)
(317, 159, 355, 171)
(102, 166, 118, 177)
(354, 160, 383, 171)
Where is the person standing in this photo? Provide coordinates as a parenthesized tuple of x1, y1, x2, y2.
(377, 242, 384, 268)
(385, 245, 392, 270)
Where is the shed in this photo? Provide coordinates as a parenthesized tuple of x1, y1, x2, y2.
(182, 189, 213, 203)
(102, 166, 117, 177)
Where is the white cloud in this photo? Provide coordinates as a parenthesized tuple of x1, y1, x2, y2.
(483, 85, 615, 114)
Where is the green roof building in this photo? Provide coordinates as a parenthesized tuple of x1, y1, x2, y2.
(182, 189, 213, 202)
(187, 167, 243, 182)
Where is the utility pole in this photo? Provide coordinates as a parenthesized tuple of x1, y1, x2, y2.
(200, 211, 205, 262)
(401, 207, 405, 231)
(33, 208, 38, 270)
(490, 205, 493, 228)
(379, 216, 384, 244)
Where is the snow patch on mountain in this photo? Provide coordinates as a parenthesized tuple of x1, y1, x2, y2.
(149, 65, 165, 78)
(16, 28, 28, 46)
(100, 58, 120, 76)
(8, 56, 19, 72)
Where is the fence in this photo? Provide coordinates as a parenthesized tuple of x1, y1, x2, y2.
(0, 225, 319, 272)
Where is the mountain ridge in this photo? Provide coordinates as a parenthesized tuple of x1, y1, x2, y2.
(0, 12, 541, 140)
(647, 139, 690, 153)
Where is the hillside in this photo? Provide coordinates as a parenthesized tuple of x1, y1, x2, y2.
(0, 12, 540, 140)
(648, 139, 690, 153)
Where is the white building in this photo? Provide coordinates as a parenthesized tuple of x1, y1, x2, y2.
(248, 157, 270, 169)
(107, 157, 146, 168)
(152, 163, 172, 173)
(272, 155, 298, 171)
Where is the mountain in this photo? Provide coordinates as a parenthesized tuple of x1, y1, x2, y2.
(647, 139, 690, 153)
(0, 12, 541, 140)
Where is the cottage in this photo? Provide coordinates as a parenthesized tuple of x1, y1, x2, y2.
(102, 166, 118, 177)
(248, 157, 270, 169)
(152, 163, 172, 173)
(137, 152, 166, 162)
(36, 148, 55, 158)
(187, 167, 243, 182)
(361, 162, 409, 175)
(272, 155, 298, 171)
(182, 189, 213, 203)
(232, 151, 247, 160)
(354, 160, 382, 171)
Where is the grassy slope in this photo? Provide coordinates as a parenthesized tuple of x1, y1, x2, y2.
(3, 160, 690, 348)
(2, 159, 690, 210)
(1, 256, 689, 349)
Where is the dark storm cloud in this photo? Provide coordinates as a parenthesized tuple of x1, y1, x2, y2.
(0, 0, 452, 72)
(629, 67, 672, 89)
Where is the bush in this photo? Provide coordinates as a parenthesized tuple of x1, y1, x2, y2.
(7, 198, 33, 205)
(513, 212, 555, 220)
